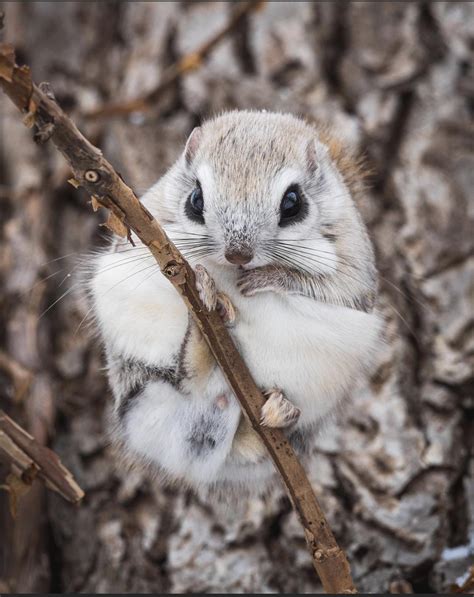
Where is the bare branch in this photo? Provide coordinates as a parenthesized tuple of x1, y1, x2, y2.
(0, 410, 84, 504)
(0, 430, 37, 481)
(84, 0, 265, 120)
(0, 350, 33, 403)
(0, 43, 357, 594)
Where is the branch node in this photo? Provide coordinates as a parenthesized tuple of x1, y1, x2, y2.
(34, 121, 55, 144)
(85, 169, 101, 183)
(68, 177, 81, 189)
(314, 546, 343, 562)
(163, 261, 183, 280)
(38, 81, 56, 102)
(22, 110, 36, 128)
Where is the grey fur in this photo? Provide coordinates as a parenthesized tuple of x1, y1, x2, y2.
(152, 110, 378, 312)
(186, 407, 230, 457)
(107, 354, 180, 420)
(237, 264, 376, 312)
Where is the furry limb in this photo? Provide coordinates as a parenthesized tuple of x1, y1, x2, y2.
(0, 43, 357, 594)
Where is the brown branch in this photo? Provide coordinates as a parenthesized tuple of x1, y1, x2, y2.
(0, 43, 357, 594)
(0, 410, 84, 504)
(84, 0, 265, 120)
(0, 429, 37, 482)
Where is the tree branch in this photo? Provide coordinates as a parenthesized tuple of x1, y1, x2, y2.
(0, 43, 357, 594)
(0, 410, 84, 504)
(0, 350, 32, 403)
(84, 0, 265, 120)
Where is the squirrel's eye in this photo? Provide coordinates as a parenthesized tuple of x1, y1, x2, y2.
(279, 185, 302, 225)
(190, 187, 204, 214)
(185, 184, 205, 224)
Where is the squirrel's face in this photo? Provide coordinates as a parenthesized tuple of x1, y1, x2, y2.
(166, 112, 356, 276)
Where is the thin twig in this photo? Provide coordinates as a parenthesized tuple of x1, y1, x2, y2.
(0, 350, 33, 403)
(84, 0, 265, 120)
(0, 410, 84, 504)
(0, 43, 357, 594)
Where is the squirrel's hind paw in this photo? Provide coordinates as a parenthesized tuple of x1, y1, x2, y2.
(260, 389, 301, 428)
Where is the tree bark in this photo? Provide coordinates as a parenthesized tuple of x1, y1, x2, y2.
(0, 2, 472, 593)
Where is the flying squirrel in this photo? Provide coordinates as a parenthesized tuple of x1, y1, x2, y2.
(90, 110, 383, 496)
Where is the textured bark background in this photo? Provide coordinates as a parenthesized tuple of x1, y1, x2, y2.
(0, 1, 473, 594)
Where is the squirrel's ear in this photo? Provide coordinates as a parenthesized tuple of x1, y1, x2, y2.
(184, 127, 202, 165)
(306, 139, 328, 174)
(306, 140, 318, 173)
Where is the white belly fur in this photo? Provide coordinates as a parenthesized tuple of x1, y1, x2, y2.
(91, 251, 383, 487)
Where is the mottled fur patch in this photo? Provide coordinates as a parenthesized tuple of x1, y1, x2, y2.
(111, 357, 179, 420)
(179, 315, 216, 392)
(186, 410, 224, 457)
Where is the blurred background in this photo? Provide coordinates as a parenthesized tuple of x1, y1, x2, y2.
(0, 1, 473, 593)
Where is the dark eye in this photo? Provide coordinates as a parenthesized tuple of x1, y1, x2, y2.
(185, 183, 205, 224)
(279, 185, 305, 226)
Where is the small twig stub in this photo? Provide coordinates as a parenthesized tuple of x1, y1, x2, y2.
(84, 1, 265, 120)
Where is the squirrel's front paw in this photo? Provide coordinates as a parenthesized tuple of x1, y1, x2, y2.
(195, 264, 236, 326)
(195, 264, 217, 310)
(216, 292, 236, 327)
(237, 266, 280, 297)
(260, 388, 301, 428)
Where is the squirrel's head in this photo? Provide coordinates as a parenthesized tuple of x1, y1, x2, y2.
(145, 111, 375, 299)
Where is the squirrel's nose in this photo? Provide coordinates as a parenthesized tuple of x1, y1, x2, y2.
(225, 249, 253, 265)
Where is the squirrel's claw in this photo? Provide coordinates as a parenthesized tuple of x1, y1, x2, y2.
(195, 264, 217, 311)
(216, 292, 236, 327)
(195, 264, 236, 326)
(260, 388, 301, 428)
(237, 266, 279, 297)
